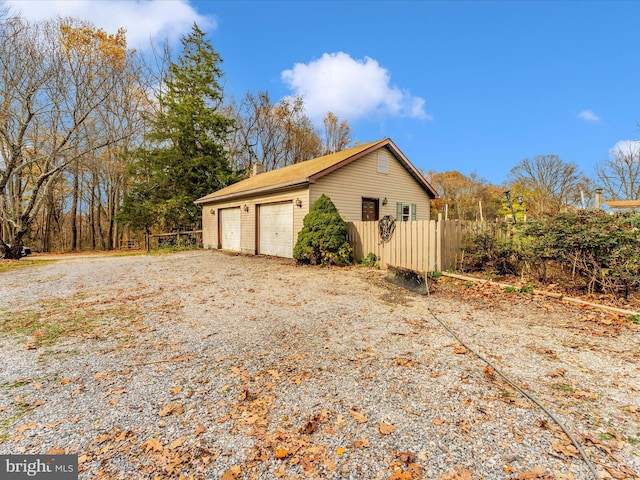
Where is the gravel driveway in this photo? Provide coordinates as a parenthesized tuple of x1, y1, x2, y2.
(0, 250, 638, 479)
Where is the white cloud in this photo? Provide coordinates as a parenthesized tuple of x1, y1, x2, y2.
(2, 0, 214, 49)
(281, 52, 432, 124)
(611, 140, 640, 157)
(577, 108, 601, 122)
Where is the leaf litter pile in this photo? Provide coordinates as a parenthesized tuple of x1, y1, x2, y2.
(0, 251, 638, 479)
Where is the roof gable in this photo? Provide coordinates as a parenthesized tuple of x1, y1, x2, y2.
(195, 138, 437, 204)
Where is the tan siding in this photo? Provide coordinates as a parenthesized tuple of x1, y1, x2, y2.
(309, 148, 431, 222)
(199, 187, 309, 254)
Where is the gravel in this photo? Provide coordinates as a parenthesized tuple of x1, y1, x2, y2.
(0, 250, 638, 479)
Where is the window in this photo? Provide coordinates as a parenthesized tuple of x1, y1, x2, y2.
(377, 151, 388, 174)
(361, 198, 379, 221)
(396, 202, 416, 221)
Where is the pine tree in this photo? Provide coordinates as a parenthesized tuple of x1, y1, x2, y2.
(293, 194, 353, 266)
(119, 24, 236, 232)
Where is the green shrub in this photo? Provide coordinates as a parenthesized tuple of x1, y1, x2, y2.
(520, 210, 640, 297)
(360, 252, 379, 268)
(293, 194, 353, 266)
(461, 224, 523, 276)
(463, 210, 640, 298)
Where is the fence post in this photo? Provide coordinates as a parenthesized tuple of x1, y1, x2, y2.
(436, 213, 443, 272)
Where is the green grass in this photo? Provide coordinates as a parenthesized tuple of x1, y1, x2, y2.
(1, 379, 31, 389)
(628, 314, 640, 325)
(0, 401, 28, 438)
(0, 258, 58, 273)
(0, 297, 139, 348)
(551, 382, 576, 393)
(504, 282, 534, 294)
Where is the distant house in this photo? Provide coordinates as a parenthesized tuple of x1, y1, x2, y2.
(194, 138, 438, 258)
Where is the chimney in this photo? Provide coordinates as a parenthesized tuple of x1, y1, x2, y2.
(252, 163, 264, 176)
(594, 188, 603, 209)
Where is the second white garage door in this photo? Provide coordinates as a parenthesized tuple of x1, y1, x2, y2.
(259, 202, 293, 258)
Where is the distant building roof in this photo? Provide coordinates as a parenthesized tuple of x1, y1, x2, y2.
(604, 200, 640, 209)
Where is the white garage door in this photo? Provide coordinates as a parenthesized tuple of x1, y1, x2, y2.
(219, 207, 241, 251)
(259, 202, 293, 258)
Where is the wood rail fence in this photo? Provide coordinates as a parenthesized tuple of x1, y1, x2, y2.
(347, 215, 488, 272)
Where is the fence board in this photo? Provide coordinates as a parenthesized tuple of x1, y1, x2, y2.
(348, 219, 490, 272)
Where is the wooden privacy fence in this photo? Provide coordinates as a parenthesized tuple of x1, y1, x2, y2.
(347, 216, 476, 272)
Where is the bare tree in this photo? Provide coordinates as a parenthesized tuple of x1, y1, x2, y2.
(0, 15, 139, 257)
(595, 141, 640, 200)
(508, 155, 587, 216)
(225, 92, 324, 174)
(322, 112, 351, 154)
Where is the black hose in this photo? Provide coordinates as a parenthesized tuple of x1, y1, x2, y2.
(424, 281, 602, 480)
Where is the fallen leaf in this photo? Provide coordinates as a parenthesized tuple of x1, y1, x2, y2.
(336, 447, 346, 455)
(518, 466, 549, 479)
(334, 414, 347, 429)
(195, 424, 206, 436)
(169, 436, 186, 450)
(484, 366, 495, 380)
(351, 435, 370, 449)
(378, 421, 397, 435)
(457, 419, 471, 433)
(301, 414, 319, 435)
(397, 452, 415, 463)
(453, 343, 468, 354)
(390, 471, 412, 480)
(171, 386, 183, 395)
(552, 441, 579, 458)
(545, 368, 566, 378)
(46, 448, 65, 455)
(349, 408, 368, 424)
(274, 447, 289, 459)
(15, 422, 36, 434)
(159, 403, 184, 417)
(221, 465, 241, 480)
(432, 418, 445, 426)
(94, 370, 111, 381)
(142, 438, 163, 453)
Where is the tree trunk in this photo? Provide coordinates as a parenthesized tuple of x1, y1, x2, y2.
(71, 164, 79, 251)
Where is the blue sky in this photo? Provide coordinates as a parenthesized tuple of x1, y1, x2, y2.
(4, 0, 640, 186)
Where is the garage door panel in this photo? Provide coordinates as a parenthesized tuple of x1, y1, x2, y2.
(220, 208, 241, 251)
(259, 203, 293, 258)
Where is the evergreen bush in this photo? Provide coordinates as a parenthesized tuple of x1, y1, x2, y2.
(293, 194, 353, 266)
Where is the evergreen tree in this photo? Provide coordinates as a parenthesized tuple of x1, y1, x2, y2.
(119, 24, 237, 231)
(293, 194, 353, 266)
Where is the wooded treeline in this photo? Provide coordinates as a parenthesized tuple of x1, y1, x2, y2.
(0, 16, 351, 257)
(2, 14, 639, 257)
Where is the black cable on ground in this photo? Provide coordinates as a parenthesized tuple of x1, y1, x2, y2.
(424, 280, 602, 480)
